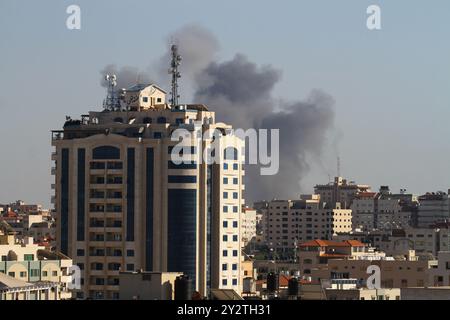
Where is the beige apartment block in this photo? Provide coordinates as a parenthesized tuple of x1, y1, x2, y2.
(241, 208, 256, 247)
(52, 83, 245, 299)
(0, 234, 72, 299)
(118, 271, 182, 300)
(266, 196, 352, 252)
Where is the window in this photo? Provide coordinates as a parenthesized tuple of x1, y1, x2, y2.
(157, 117, 167, 124)
(157, 98, 162, 103)
(223, 163, 228, 170)
(154, 132, 162, 139)
(30, 269, 39, 277)
(233, 250, 238, 257)
(24, 254, 34, 261)
(223, 177, 228, 184)
(232, 264, 238, 271)
(233, 206, 238, 213)
(143, 97, 148, 102)
(233, 235, 238, 242)
(223, 235, 228, 242)
(127, 264, 135, 271)
(223, 221, 228, 228)
(92, 146, 120, 160)
(233, 192, 238, 199)
(233, 178, 238, 184)
(232, 279, 238, 286)
(143, 117, 152, 124)
(233, 163, 238, 170)
(222, 264, 228, 271)
(20, 272, 26, 277)
(223, 250, 228, 257)
(168, 175, 197, 183)
(223, 206, 228, 213)
(77, 249, 85, 256)
(42, 271, 48, 277)
(233, 221, 238, 228)
(52, 271, 58, 276)
(223, 192, 228, 199)
(222, 279, 227, 286)
(8, 272, 15, 277)
(127, 250, 135, 257)
(224, 147, 238, 160)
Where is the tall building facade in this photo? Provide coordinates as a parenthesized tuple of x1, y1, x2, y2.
(52, 83, 245, 299)
(265, 195, 352, 252)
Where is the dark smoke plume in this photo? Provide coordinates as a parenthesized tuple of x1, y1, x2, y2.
(194, 55, 335, 202)
(100, 25, 335, 203)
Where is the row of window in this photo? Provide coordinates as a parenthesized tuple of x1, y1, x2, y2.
(223, 163, 240, 170)
(222, 234, 239, 242)
(222, 263, 238, 271)
(77, 249, 135, 257)
(222, 250, 239, 257)
(7, 270, 58, 278)
(223, 177, 239, 185)
(222, 278, 238, 286)
(223, 221, 239, 228)
(223, 192, 239, 199)
(223, 206, 239, 213)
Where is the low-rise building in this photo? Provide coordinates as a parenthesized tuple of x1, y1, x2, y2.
(0, 233, 72, 299)
(118, 271, 182, 300)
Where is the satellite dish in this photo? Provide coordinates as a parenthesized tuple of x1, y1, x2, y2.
(129, 118, 136, 124)
(138, 127, 145, 134)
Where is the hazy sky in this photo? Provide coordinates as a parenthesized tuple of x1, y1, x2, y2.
(1, 0, 450, 208)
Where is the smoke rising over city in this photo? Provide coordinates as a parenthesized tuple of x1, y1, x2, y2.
(100, 24, 335, 203)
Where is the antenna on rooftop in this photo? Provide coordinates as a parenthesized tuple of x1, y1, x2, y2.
(168, 44, 182, 107)
(103, 74, 121, 111)
(337, 156, 341, 177)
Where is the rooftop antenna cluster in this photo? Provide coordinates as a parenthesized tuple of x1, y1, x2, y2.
(168, 44, 182, 107)
(103, 74, 121, 111)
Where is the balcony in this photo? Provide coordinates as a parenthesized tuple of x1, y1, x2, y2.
(51, 167, 56, 175)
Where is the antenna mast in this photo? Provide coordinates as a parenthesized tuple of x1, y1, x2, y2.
(337, 156, 341, 177)
(103, 74, 121, 111)
(168, 44, 182, 107)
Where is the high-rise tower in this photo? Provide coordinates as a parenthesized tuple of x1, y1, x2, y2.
(51, 74, 245, 299)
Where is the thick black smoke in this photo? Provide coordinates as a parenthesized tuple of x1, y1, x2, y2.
(194, 56, 335, 202)
(100, 25, 335, 203)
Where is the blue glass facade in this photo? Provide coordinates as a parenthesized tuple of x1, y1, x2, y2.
(126, 148, 135, 241)
(168, 189, 197, 284)
(77, 149, 85, 241)
(61, 148, 69, 255)
(145, 148, 154, 271)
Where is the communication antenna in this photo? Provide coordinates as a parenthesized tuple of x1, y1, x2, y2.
(103, 74, 121, 111)
(168, 44, 182, 106)
(337, 156, 341, 177)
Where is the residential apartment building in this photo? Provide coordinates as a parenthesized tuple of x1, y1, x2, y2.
(0, 233, 72, 299)
(266, 196, 352, 252)
(351, 186, 413, 231)
(417, 192, 450, 228)
(241, 208, 256, 247)
(52, 80, 245, 299)
(314, 176, 371, 209)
